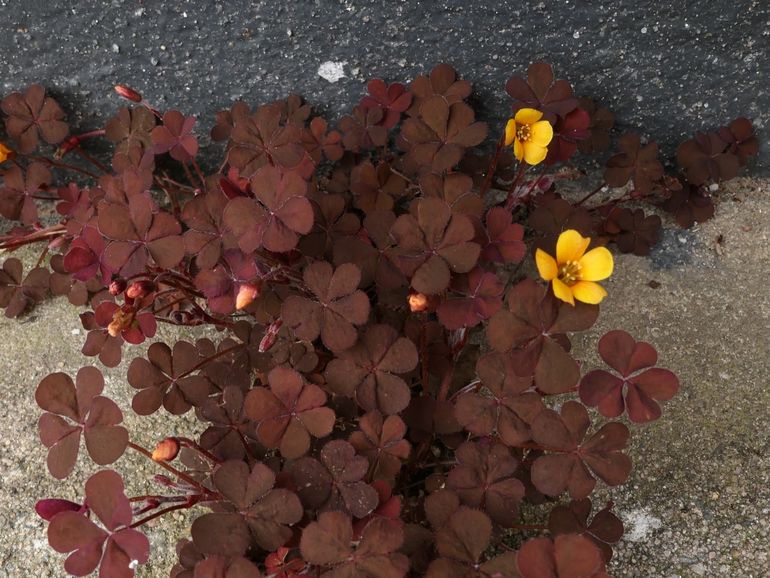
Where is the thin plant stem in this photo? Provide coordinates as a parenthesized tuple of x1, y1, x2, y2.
(479, 132, 507, 197)
(127, 441, 209, 494)
(575, 182, 607, 206)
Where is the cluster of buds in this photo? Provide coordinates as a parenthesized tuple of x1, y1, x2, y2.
(125, 280, 156, 301)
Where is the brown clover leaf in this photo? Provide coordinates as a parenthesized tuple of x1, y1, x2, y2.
(98, 194, 184, 278)
(127, 341, 212, 416)
(350, 161, 409, 214)
(303, 116, 344, 163)
(603, 208, 661, 256)
(548, 499, 624, 563)
(151, 110, 199, 162)
(408, 63, 472, 114)
(0, 257, 50, 318)
(676, 131, 739, 186)
(324, 324, 417, 415)
(338, 105, 388, 152)
(436, 267, 504, 330)
(454, 351, 544, 447)
(505, 62, 578, 123)
(579, 330, 679, 423)
(244, 366, 335, 459)
(333, 210, 406, 291)
(223, 165, 313, 254)
(0, 162, 51, 224)
(300, 511, 408, 577)
(1, 84, 68, 153)
(181, 188, 232, 270)
(191, 460, 303, 555)
(486, 279, 598, 394)
(516, 534, 610, 578)
(286, 440, 379, 518)
(604, 133, 664, 194)
(349, 411, 411, 481)
(479, 206, 526, 264)
(662, 179, 715, 228)
(36, 367, 128, 479)
(426, 507, 507, 577)
(530, 401, 631, 499)
(199, 385, 262, 461)
(420, 172, 483, 218)
(446, 440, 525, 528)
(227, 103, 305, 177)
(298, 191, 360, 259)
(717, 117, 759, 166)
(360, 79, 413, 129)
(282, 261, 370, 352)
(47, 471, 149, 578)
(389, 197, 480, 295)
(577, 98, 615, 154)
(399, 97, 487, 174)
(105, 106, 156, 158)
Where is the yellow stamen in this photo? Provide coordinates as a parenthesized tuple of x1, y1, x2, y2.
(516, 124, 532, 142)
(558, 260, 582, 286)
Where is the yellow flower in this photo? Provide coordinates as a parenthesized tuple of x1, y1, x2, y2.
(505, 108, 554, 165)
(535, 229, 614, 306)
(0, 142, 13, 164)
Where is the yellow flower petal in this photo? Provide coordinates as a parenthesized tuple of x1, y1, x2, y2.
(552, 278, 575, 306)
(530, 120, 554, 147)
(514, 108, 543, 125)
(571, 281, 607, 304)
(556, 229, 591, 264)
(523, 142, 547, 165)
(535, 248, 558, 281)
(578, 246, 614, 281)
(505, 119, 517, 146)
(513, 139, 524, 161)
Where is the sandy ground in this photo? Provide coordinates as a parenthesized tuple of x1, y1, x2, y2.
(0, 178, 768, 577)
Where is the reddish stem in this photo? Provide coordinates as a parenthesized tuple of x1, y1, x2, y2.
(575, 182, 607, 206)
(130, 498, 201, 529)
(176, 437, 221, 463)
(479, 132, 507, 197)
(504, 163, 530, 211)
(176, 343, 246, 380)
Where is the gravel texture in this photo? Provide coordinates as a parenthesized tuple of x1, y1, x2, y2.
(0, 178, 768, 577)
(0, 1, 767, 172)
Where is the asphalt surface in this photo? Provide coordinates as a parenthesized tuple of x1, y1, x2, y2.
(0, 0, 766, 172)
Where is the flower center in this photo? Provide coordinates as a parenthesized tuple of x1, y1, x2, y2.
(558, 260, 582, 286)
(516, 124, 532, 142)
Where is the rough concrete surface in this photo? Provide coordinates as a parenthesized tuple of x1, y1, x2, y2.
(0, 178, 768, 577)
(0, 1, 767, 172)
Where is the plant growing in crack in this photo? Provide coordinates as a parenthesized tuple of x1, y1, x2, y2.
(0, 60, 757, 577)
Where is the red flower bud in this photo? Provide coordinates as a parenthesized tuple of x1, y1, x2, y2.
(114, 84, 143, 103)
(126, 280, 156, 300)
(109, 278, 127, 295)
(259, 318, 283, 353)
(235, 282, 262, 310)
(152, 438, 180, 462)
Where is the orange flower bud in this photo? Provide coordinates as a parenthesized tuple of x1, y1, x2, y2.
(152, 438, 180, 462)
(408, 292, 430, 313)
(0, 142, 14, 164)
(235, 282, 262, 310)
(114, 84, 143, 103)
